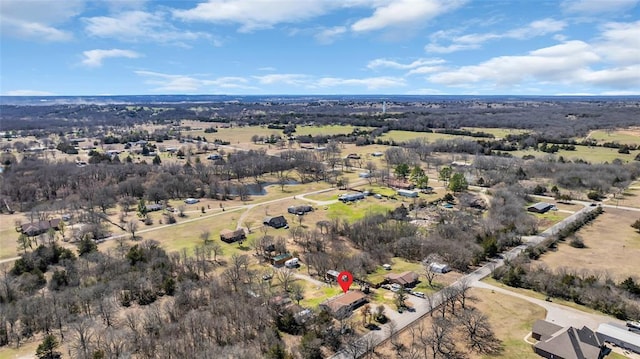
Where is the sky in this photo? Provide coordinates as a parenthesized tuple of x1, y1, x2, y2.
(1, 0, 639, 96)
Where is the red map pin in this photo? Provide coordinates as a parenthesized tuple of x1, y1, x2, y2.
(337, 271, 353, 293)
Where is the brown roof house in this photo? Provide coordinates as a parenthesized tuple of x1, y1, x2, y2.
(320, 291, 367, 319)
(20, 219, 62, 237)
(532, 320, 606, 359)
(220, 228, 246, 243)
(385, 271, 420, 288)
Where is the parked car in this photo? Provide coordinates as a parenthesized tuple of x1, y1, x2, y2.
(184, 198, 199, 204)
(390, 284, 402, 292)
(411, 291, 425, 298)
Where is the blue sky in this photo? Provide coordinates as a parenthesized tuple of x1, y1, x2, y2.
(1, 0, 639, 96)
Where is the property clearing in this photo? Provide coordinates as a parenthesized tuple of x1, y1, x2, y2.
(539, 207, 640, 282)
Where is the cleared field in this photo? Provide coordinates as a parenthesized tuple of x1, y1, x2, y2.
(461, 127, 530, 138)
(0, 339, 39, 359)
(509, 145, 637, 164)
(527, 208, 571, 231)
(538, 207, 640, 281)
(295, 125, 371, 136)
(379, 130, 462, 143)
(619, 182, 640, 208)
(326, 199, 396, 222)
(375, 287, 545, 359)
(586, 128, 640, 146)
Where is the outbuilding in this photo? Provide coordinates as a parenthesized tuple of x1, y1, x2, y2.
(264, 215, 288, 229)
(397, 189, 419, 198)
(339, 193, 365, 202)
(428, 262, 451, 274)
(527, 202, 554, 214)
(220, 228, 246, 243)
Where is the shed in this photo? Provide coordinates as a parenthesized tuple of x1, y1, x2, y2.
(596, 323, 640, 354)
(146, 203, 163, 212)
(220, 228, 246, 243)
(287, 205, 313, 215)
(385, 271, 419, 288)
(271, 253, 293, 266)
(527, 202, 554, 214)
(263, 215, 288, 228)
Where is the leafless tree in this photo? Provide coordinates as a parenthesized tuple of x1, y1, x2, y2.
(457, 308, 501, 354)
(275, 267, 295, 292)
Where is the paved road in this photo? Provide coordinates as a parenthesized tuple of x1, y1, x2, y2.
(329, 202, 601, 359)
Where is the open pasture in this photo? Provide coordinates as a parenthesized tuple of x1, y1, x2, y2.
(538, 207, 640, 282)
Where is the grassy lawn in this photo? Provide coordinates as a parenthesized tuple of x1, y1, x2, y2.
(299, 285, 343, 308)
(527, 208, 570, 231)
(132, 211, 241, 254)
(0, 340, 39, 359)
(326, 200, 394, 222)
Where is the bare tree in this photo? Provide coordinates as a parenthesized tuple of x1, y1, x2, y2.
(200, 230, 211, 244)
(275, 267, 295, 292)
(126, 220, 139, 240)
(457, 308, 501, 354)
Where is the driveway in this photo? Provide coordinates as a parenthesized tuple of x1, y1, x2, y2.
(472, 281, 625, 330)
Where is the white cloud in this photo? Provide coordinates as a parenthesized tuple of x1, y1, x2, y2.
(81, 49, 141, 67)
(367, 58, 445, 70)
(84, 10, 208, 43)
(428, 38, 640, 92)
(173, 0, 332, 32)
(0, 0, 82, 41)
(351, 0, 466, 33)
(316, 76, 406, 89)
(136, 71, 254, 92)
(426, 18, 567, 53)
(561, 0, 639, 14)
(4, 89, 55, 96)
(254, 74, 311, 86)
(315, 26, 347, 44)
(594, 21, 640, 65)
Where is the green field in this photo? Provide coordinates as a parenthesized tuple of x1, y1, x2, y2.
(461, 127, 529, 138)
(326, 200, 394, 222)
(379, 130, 462, 143)
(295, 125, 372, 136)
(510, 145, 637, 163)
(586, 129, 640, 146)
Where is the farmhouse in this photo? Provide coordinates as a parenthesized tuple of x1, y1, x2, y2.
(20, 219, 62, 237)
(219, 228, 246, 243)
(528, 202, 555, 214)
(320, 291, 367, 318)
(531, 320, 605, 359)
(596, 323, 640, 354)
(339, 193, 365, 202)
(264, 215, 288, 229)
(385, 271, 420, 288)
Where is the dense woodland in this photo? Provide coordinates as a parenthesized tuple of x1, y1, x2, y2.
(1, 98, 639, 358)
